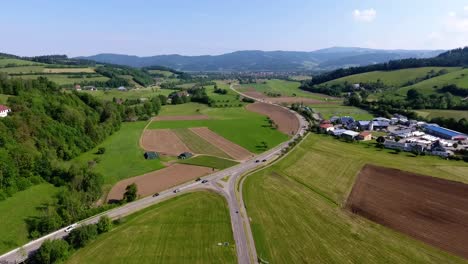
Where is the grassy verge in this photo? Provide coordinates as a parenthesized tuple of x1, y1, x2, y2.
(243, 134, 468, 263)
(66, 192, 237, 264)
(178, 155, 239, 170)
(0, 184, 60, 254)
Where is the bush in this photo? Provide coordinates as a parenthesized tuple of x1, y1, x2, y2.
(97, 216, 112, 234)
(67, 224, 98, 248)
(33, 239, 70, 264)
(97, 147, 106, 155)
(123, 183, 138, 202)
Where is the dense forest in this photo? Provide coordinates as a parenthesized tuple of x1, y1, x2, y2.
(304, 47, 468, 86)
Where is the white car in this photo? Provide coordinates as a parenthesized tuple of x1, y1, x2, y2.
(64, 223, 78, 233)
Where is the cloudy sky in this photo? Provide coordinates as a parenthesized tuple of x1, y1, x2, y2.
(1, 0, 468, 56)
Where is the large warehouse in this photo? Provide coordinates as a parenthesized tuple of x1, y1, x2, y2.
(424, 125, 467, 140)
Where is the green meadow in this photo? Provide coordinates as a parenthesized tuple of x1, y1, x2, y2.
(310, 104, 374, 120)
(415, 109, 468, 121)
(178, 155, 239, 170)
(66, 192, 237, 264)
(243, 133, 468, 263)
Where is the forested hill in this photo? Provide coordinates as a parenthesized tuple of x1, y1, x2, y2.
(78, 47, 442, 72)
(306, 47, 468, 85)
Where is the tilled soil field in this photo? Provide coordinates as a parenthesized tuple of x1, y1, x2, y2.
(346, 164, 468, 259)
(140, 129, 191, 156)
(190, 127, 253, 161)
(246, 102, 300, 135)
(107, 164, 215, 202)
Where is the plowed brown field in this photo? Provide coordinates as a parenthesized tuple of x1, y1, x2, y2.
(246, 102, 299, 135)
(346, 164, 468, 259)
(140, 129, 190, 155)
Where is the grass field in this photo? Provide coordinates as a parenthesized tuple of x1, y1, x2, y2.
(159, 103, 210, 116)
(149, 106, 289, 153)
(18, 74, 109, 86)
(66, 192, 237, 264)
(82, 87, 173, 101)
(207, 82, 246, 107)
(0, 184, 60, 254)
(415, 109, 468, 120)
(72, 122, 164, 186)
(0, 65, 45, 74)
(0, 94, 12, 104)
(172, 128, 231, 159)
(0, 58, 43, 67)
(178, 155, 238, 169)
(243, 133, 468, 263)
(148, 69, 174, 77)
(396, 68, 468, 98)
(237, 79, 334, 101)
(324, 67, 461, 88)
(310, 104, 374, 120)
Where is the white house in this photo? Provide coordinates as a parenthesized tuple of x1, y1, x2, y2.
(0, 105, 11, 118)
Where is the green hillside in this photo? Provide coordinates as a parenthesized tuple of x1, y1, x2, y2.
(324, 67, 460, 87)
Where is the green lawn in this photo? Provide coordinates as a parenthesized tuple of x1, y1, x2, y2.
(66, 191, 237, 264)
(178, 155, 239, 169)
(0, 184, 60, 254)
(149, 106, 289, 153)
(310, 104, 374, 120)
(324, 67, 461, 87)
(72, 122, 164, 186)
(172, 128, 231, 159)
(415, 109, 468, 121)
(237, 79, 334, 101)
(243, 133, 468, 263)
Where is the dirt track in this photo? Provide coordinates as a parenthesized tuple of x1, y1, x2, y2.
(246, 102, 300, 135)
(152, 115, 210, 121)
(107, 164, 215, 202)
(190, 127, 253, 161)
(346, 164, 468, 259)
(140, 129, 191, 155)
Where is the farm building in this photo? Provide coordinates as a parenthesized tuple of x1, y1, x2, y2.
(144, 151, 159, 160)
(0, 105, 11, 118)
(74, 84, 82, 91)
(341, 130, 359, 140)
(332, 129, 347, 137)
(178, 152, 193, 159)
(371, 120, 390, 130)
(117, 86, 127, 91)
(424, 125, 467, 140)
(384, 141, 412, 151)
(358, 131, 372, 141)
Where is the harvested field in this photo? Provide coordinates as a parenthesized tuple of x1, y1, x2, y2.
(107, 164, 215, 201)
(266, 97, 336, 104)
(243, 91, 268, 99)
(140, 129, 190, 156)
(346, 164, 468, 259)
(153, 115, 210, 121)
(172, 128, 231, 159)
(246, 102, 299, 135)
(190, 127, 253, 161)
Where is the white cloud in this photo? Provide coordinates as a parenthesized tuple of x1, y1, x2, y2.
(353, 8, 377, 22)
(426, 7, 468, 49)
(464, 6, 468, 12)
(444, 11, 468, 33)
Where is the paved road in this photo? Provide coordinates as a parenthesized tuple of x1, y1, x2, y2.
(0, 85, 308, 264)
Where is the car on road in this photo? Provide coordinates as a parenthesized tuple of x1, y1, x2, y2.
(152, 193, 159, 197)
(65, 223, 77, 233)
(201, 180, 208, 184)
(262, 159, 267, 162)
(173, 189, 180, 193)
(255, 160, 260, 163)
(195, 177, 201, 182)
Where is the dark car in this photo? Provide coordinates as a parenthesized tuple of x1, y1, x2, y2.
(255, 160, 260, 163)
(262, 159, 267, 162)
(202, 180, 208, 184)
(195, 177, 201, 182)
(152, 193, 159, 197)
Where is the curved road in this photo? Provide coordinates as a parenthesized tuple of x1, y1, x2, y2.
(0, 84, 308, 264)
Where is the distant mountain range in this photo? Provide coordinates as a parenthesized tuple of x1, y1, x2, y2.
(77, 47, 444, 72)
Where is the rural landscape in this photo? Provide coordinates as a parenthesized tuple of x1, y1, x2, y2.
(1, 1, 468, 264)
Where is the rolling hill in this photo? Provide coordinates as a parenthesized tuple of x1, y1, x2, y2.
(77, 47, 443, 72)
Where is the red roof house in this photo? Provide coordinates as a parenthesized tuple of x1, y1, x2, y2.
(0, 105, 11, 117)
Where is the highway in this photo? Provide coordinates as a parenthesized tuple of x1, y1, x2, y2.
(0, 84, 308, 264)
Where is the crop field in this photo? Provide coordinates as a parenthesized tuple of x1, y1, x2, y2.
(42, 67, 95, 73)
(324, 67, 461, 87)
(72, 122, 164, 187)
(67, 192, 237, 264)
(415, 109, 468, 120)
(237, 79, 335, 101)
(243, 134, 468, 263)
(0, 58, 43, 67)
(148, 106, 288, 153)
(310, 104, 374, 120)
(347, 165, 468, 259)
(173, 128, 232, 159)
(396, 68, 468, 97)
(178, 155, 238, 169)
(0, 184, 60, 254)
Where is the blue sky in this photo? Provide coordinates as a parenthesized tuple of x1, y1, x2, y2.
(1, 0, 468, 56)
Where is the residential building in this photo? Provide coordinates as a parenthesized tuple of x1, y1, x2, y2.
(319, 123, 334, 132)
(0, 105, 11, 117)
(117, 86, 127, 91)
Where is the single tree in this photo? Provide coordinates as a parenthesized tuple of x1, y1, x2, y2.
(124, 183, 138, 202)
(97, 216, 112, 234)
